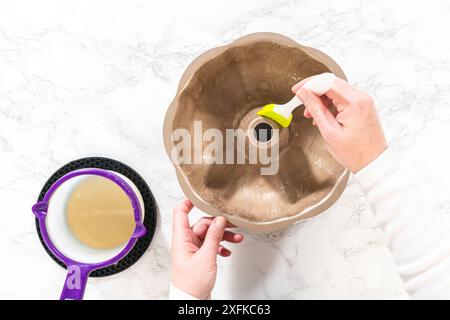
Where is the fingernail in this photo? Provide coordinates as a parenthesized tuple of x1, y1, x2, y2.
(214, 216, 227, 229)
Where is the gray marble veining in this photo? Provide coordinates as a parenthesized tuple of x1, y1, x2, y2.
(1, 0, 449, 299)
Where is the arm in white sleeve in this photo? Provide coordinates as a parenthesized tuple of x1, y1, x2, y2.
(169, 283, 199, 300)
(354, 147, 450, 299)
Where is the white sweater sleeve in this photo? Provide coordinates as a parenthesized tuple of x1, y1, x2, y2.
(354, 147, 450, 299)
(169, 283, 199, 300)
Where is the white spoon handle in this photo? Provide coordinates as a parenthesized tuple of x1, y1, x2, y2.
(302, 72, 336, 95)
(284, 72, 336, 114)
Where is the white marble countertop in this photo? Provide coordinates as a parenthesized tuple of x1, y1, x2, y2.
(1, 0, 450, 299)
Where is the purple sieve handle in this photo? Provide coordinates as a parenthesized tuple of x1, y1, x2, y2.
(60, 265, 92, 300)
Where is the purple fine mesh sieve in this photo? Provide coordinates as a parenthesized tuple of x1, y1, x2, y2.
(32, 168, 147, 300)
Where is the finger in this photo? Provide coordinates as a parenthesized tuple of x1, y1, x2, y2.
(198, 216, 227, 257)
(172, 199, 193, 238)
(198, 216, 236, 228)
(304, 108, 312, 118)
(192, 220, 243, 243)
(292, 78, 308, 93)
(293, 75, 358, 111)
(322, 77, 362, 110)
(218, 245, 232, 257)
(201, 216, 237, 228)
(292, 72, 335, 94)
(192, 220, 210, 239)
(192, 217, 235, 235)
(295, 88, 342, 141)
(222, 230, 244, 243)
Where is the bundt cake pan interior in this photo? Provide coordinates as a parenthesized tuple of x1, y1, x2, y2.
(163, 32, 349, 233)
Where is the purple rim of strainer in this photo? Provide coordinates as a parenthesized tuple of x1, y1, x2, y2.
(32, 168, 147, 300)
